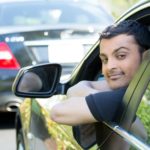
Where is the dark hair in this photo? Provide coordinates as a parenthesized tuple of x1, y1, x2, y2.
(99, 20, 150, 53)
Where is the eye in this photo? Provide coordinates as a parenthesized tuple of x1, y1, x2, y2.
(117, 54, 126, 60)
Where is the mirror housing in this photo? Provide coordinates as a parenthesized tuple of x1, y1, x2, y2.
(12, 63, 62, 98)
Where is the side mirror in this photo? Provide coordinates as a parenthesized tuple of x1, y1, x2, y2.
(12, 63, 62, 98)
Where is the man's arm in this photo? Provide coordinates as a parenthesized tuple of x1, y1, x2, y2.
(50, 80, 112, 125)
(67, 80, 111, 98)
(50, 87, 126, 125)
(50, 81, 101, 125)
(50, 97, 97, 125)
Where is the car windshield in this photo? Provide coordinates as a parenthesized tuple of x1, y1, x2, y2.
(0, 2, 113, 27)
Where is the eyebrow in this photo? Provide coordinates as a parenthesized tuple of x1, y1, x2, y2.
(99, 47, 129, 57)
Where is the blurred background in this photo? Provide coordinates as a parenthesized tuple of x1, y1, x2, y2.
(96, 0, 143, 18)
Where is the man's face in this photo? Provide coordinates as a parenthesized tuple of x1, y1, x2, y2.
(100, 34, 142, 89)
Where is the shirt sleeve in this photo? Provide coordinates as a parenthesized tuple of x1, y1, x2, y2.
(85, 87, 127, 122)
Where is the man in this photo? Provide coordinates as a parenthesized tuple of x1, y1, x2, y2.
(50, 20, 150, 149)
(50, 20, 150, 126)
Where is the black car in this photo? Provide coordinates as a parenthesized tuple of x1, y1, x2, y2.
(0, 0, 113, 112)
(0, 36, 35, 112)
(12, 0, 150, 150)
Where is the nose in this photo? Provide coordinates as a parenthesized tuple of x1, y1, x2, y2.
(106, 59, 117, 70)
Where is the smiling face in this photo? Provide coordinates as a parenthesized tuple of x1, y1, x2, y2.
(100, 34, 142, 89)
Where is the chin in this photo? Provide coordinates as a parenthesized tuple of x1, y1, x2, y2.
(109, 82, 128, 90)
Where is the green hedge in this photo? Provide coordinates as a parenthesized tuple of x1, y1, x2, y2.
(137, 100, 150, 144)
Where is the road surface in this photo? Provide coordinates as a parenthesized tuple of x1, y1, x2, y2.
(0, 113, 16, 150)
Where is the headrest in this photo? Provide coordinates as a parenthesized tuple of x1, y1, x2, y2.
(142, 49, 150, 60)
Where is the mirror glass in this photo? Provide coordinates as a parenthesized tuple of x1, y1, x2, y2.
(17, 64, 60, 93)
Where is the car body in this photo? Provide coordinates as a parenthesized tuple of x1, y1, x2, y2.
(0, 0, 113, 112)
(12, 0, 150, 150)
